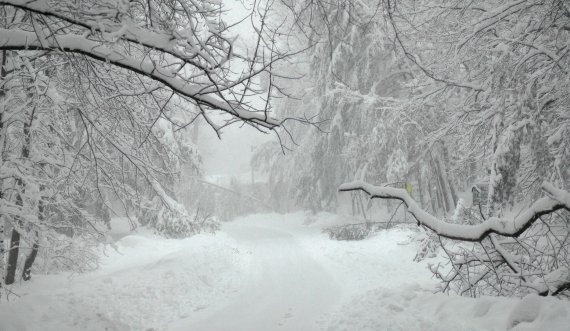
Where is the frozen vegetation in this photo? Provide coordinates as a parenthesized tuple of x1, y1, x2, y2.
(1, 0, 570, 330)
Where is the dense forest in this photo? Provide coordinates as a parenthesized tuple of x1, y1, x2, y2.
(256, 0, 570, 297)
(0, 0, 569, 330)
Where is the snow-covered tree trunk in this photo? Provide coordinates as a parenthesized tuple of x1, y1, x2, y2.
(0, 49, 6, 286)
(5, 88, 33, 285)
(21, 198, 41, 281)
(4, 228, 18, 285)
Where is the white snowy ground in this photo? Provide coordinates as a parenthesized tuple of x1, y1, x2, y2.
(1, 213, 570, 331)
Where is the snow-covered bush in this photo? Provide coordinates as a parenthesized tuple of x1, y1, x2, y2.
(324, 223, 378, 241)
(36, 232, 101, 274)
(139, 198, 219, 239)
(413, 230, 439, 262)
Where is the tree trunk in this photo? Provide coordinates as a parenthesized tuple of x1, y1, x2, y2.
(4, 227, 20, 285)
(21, 239, 38, 281)
(416, 166, 425, 209)
(0, 49, 6, 284)
(22, 198, 42, 281)
(428, 177, 438, 214)
(433, 158, 450, 213)
(5, 94, 34, 284)
(442, 144, 458, 206)
(0, 221, 4, 284)
(434, 154, 456, 213)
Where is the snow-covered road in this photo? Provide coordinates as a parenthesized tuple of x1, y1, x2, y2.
(2, 212, 570, 331)
(174, 221, 342, 331)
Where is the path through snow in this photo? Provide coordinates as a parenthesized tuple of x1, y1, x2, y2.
(172, 219, 341, 330)
(1, 212, 570, 330)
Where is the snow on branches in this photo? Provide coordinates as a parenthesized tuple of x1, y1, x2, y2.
(339, 181, 569, 242)
(0, 0, 291, 131)
(339, 180, 570, 296)
(0, 0, 298, 285)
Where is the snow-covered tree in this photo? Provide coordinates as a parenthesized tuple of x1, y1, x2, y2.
(250, 0, 570, 297)
(337, 0, 570, 297)
(0, 0, 295, 289)
(254, 0, 418, 213)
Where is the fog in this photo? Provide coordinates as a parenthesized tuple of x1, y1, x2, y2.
(1, 0, 570, 330)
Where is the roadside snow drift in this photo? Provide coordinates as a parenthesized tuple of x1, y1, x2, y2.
(1, 213, 570, 331)
(0, 230, 251, 331)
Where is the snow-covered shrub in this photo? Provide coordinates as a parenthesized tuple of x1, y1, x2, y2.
(324, 223, 376, 241)
(413, 230, 439, 262)
(323, 220, 405, 241)
(139, 181, 219, 238)
(36, 232, 101, 274)
(139, 199, 195, 238)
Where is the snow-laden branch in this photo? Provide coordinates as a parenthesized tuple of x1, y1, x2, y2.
(0, 29, 281, 129)
(0, 0, 222, 69)
(525, 267, 570, 296)
(338, 181, 569, 242)
(542, 182, 570, 209)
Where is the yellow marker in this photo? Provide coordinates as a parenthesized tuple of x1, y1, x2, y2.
(405, 183, 412, 195)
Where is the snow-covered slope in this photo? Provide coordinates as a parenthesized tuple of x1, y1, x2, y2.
(1, 213, 569, 330)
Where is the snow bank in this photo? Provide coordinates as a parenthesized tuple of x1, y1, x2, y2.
(327, 286, 570, 331)
(289, 213, 570, 331)
(0, 230, 251, 331)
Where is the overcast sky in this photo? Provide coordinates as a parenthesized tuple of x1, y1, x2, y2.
(199, 122, 272, 177)
(198, 0, 274, 178)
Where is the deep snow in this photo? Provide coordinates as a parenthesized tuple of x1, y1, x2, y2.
(1, 213, 570, 330)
